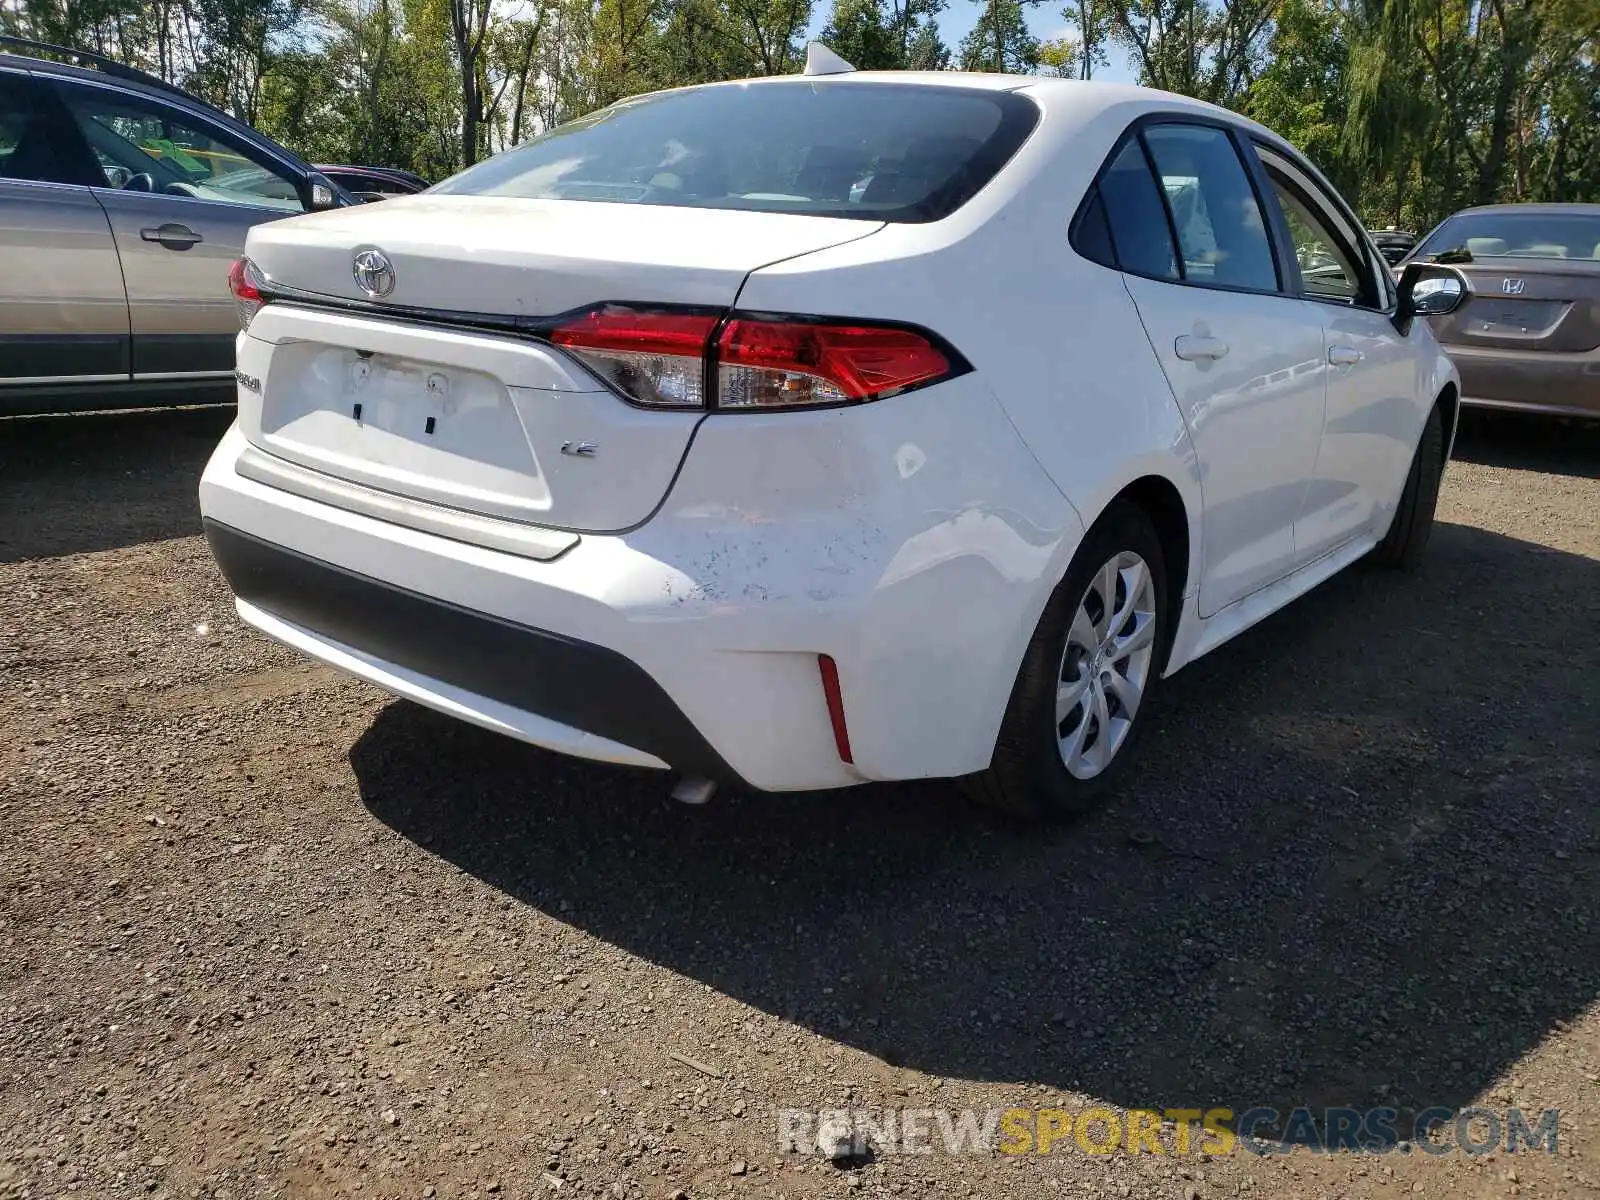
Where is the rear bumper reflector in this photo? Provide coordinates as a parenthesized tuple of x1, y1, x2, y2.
(817, 654, 854, 764)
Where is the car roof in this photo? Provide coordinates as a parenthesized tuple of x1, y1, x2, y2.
(1447, 202, 1600, 217)
(0, 45, 316, 177)
(0, 48, 204, 107)
(682, 70, 1241, 113)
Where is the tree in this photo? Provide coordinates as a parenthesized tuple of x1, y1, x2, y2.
(1245, 0, 1348, 178)
(1107, 0, 1277, 105)
(727, 0, 814, 74)
(448, 0, 493, 165)
(1036, 33, 1078, 74)
(819, 0, 900, 67)
(1061, 0, 1111, 76)
(6, 0, 1597, 229)
(819, 0, 944, 66)
(495, 9, 546, 147)
(903, 15, 950, 65)
(958, 0, 1040, 71)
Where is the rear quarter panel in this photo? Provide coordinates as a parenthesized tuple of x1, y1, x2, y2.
(736, 91, 1204, 594)
(729, 92, 1205, 767)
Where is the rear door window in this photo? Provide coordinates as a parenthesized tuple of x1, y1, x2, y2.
(0, 70, 98, 186)
(433, 81, 1040, 223)
(1095, 140, 1179, 279)
(1142, 123, 1279, 292)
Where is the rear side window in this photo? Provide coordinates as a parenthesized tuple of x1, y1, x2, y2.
(1097, 140, 1179, 279)
(433, 81, 1040, 224)
(1072, 187, 1116, 268)
(1143, 124, 1278, 292)
(0, 71, 86, 185)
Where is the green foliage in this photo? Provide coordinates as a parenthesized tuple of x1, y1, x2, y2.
(1036, 32, 1078, 73)
(820, 0, 948, 67)
(958, 0, 1041, 70)
(1104, 0, 1600, 226)
(820, 0, 902, 65)
(5, 0, 1597, 222)
(1244, 0, 1348, 179)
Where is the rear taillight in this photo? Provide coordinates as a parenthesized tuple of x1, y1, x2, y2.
(547, 307, 717, 409)
(228, 257, 265, 330)
(546, 304, 962, 411)
(717, 318, 952, 408)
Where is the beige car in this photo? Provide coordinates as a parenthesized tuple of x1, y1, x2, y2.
(0, 37, 344, 416)
(1405, 202, 1600, 420)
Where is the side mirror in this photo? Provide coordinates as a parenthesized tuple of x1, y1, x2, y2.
(307, 173, 340, 211)
(1394, 261, 1470, 334)
(355, 190, 390, 203)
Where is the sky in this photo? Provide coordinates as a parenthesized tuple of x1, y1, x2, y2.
(806, 1, 1138, 83)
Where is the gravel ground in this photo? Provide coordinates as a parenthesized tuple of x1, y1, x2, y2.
(1, 406, 1598, 1200)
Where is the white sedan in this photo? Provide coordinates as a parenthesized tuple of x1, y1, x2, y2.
(200, 53, 1467, 817)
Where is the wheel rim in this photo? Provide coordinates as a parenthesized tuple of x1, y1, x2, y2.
(1057, 550, 1158, 780)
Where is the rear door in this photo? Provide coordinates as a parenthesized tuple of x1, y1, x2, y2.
(52, 78, 308, 382)
(1104, 121, 1330, 616)
(0, 67, 129, 393)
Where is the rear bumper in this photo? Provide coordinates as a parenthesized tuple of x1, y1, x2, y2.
(1448, 343, 1600, 419)
(199, 381, 1082, 791)
(204, 519, 740, 782)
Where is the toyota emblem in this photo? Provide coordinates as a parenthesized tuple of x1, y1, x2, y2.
(353, 248, 396, 298)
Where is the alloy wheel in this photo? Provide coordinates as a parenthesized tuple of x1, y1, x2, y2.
(1056, 550, 1158, 780)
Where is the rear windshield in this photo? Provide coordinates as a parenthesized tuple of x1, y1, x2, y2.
(1417, 211, 1600, 262)
(432, 81, 1040, 223)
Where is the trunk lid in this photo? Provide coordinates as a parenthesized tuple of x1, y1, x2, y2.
(239, 198, 883, 533)
(1427, 259, 1600, 354)
(246, 195, 884, 316)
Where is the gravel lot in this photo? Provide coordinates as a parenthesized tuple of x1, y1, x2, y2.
(2, 407, 1598, 1200)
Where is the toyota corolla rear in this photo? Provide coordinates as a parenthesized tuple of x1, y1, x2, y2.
(198, 75, 1085, 793)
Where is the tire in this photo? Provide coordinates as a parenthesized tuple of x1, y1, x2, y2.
(1371, 402, 1445, 570)
(964, 499, 1169, 820)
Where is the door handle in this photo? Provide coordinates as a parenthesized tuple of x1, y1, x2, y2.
(1174, 334, 1229, 362)
(1327, 345, 1365, 367)
(140, 223, 203, 249)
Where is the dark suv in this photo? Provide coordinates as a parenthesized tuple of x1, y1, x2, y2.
(0, 37, 349, 415)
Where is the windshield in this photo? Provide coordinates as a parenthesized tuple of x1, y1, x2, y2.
(1417, 211, 1600, 262)
(433, 81, 1040, 223)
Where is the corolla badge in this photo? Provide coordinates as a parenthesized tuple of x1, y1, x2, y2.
(352, 248, 396, 298)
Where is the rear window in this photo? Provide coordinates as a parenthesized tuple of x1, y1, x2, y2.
(432, 81, 1040, 223)
(1417, 211, 1600, 262)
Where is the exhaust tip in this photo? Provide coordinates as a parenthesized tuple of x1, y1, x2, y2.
(670, 776, 717, 805)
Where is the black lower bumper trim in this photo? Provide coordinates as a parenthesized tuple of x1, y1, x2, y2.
(203, 520, 741, 784)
